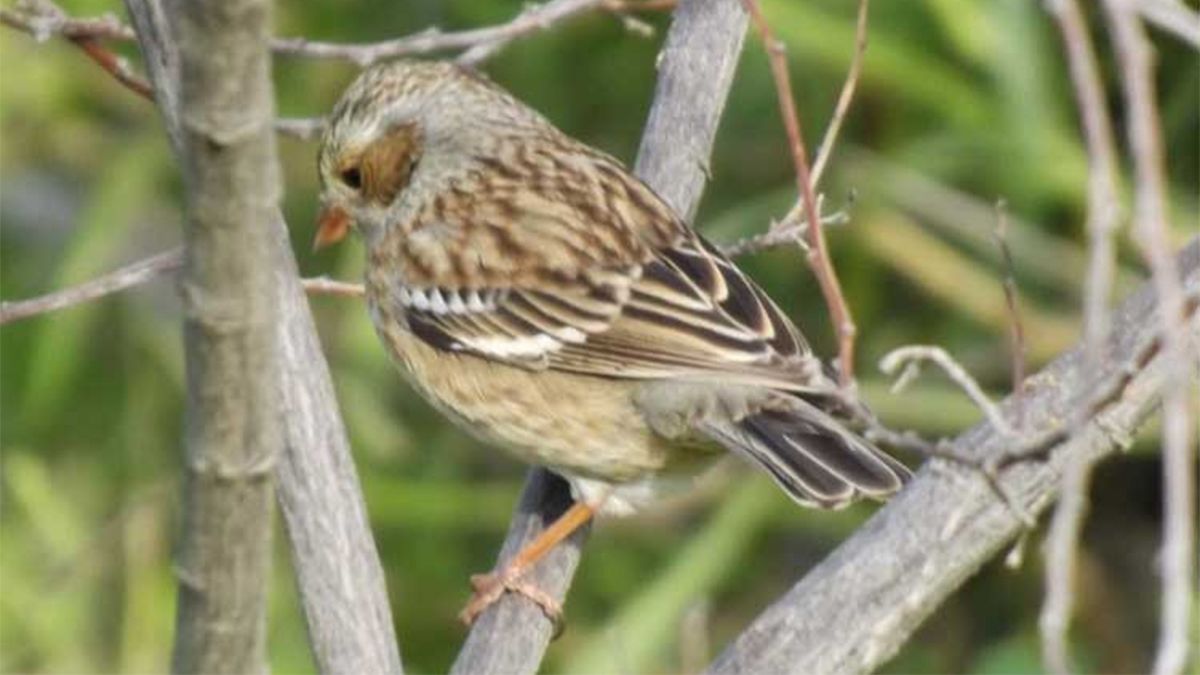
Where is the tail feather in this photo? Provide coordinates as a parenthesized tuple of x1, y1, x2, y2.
(700, 398, 910, 509)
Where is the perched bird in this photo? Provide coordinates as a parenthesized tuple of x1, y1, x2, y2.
(314, 60, 910, 624)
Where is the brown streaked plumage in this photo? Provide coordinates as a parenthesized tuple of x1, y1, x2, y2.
(317, 59, 910, 622)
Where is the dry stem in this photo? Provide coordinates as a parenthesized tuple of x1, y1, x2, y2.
(1040, 0, 1125, 671)
(739, 0, 857, 387)
(1102, 2, 1196, 673)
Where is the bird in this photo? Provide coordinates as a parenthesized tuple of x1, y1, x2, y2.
(314, 59, 910, 625)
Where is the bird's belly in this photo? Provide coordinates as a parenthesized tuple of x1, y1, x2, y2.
(377, 323, 690, 483)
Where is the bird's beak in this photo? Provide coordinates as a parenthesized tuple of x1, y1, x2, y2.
(313, 204, 351, 252)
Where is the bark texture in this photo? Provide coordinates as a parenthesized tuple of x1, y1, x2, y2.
(167, 0, 281, 671)
(125, 1, 404, 671)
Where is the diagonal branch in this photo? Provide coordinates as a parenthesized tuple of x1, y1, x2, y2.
(707, 237, 1200, 675)
(0, 248, 183, 326)
(452, 0, 748, 671)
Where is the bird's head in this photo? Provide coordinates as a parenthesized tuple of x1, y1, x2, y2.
(313, 59, 549, 250)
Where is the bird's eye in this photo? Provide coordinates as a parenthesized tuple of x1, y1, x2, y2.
(339, 167, 362, 190)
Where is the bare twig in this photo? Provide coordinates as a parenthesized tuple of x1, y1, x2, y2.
(2, 2, 152, 99)
(740, 0, 857, 387)
(720, 210, 849, 258)
(880, 345, 1016, 437)
(0, 246, 365, 327)
(275, 116, 325, 141)
(1139, 0, 1200, 47)
(992, 201, 1027, 426)
(810, 0, 869, 189)
(274, 0, 606, 66)
(301, 277, 365, 297)
(0, 3, 134, 40)
(0, 248, 182, 326)
(1102, 2, 1196, 674)
(1040, 1, 1125, 670)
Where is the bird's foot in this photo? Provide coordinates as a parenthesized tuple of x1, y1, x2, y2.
(458, 568, 563, 627)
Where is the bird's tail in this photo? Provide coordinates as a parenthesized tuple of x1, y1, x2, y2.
(699, 397, 911, 509)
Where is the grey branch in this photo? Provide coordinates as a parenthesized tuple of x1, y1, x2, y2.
(166, 0, 282, 670)
(707, 237, 1200, 675)
(1103, 2, 1197, 673)
(0, 248, 182, 326)
(1139, 0, 1200, 47)
(124, 0, 404, 672)
(273, 0, 608, 66)
(1040, 1, 1124, 671)
(452, 0, 748, 671)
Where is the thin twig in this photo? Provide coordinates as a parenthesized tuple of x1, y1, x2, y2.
(274, 0, 606, 66)
(2, 2, 153, 99)
(740, 0, 857, 387)
(721, 210, 849, 258)
(1040, 1, 1125, 671)
(1102, 2, 1196, 674)
(992, 200, 1027, 427)
(810, 0, 869, 189)
(879, 345, 1016, 437)
(0, 3, 134, 40)
(274, 117, 326, 141)
(5, 2, 317, 139)
(0, 247, 366, 327)
(301, 277, 365, 297)
(0, 248, 183, 326)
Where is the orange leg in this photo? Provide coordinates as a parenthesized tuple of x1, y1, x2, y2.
(459, 499, 597, 626)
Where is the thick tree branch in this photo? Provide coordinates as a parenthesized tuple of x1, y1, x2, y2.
(708, 238, 1200, 675)
(452, 0, 748, 670)
(123, 1, 404, 672)
(166, 0, 281, 670)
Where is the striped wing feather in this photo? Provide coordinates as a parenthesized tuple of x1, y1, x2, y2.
(384, 141, 818, 388)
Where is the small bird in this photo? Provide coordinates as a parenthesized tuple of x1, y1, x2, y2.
(315, 60, 909, 624)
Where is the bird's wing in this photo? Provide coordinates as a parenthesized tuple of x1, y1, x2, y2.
(374, 143, 821, 389)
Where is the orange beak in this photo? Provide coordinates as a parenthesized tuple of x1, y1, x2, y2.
(313, 204, 352, 252)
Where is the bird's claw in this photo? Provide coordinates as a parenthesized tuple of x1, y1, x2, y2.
(458, 570, 563, 629)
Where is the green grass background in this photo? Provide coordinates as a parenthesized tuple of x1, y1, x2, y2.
(1, 0, 1196, 672)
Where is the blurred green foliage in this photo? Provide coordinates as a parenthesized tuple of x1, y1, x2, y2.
(1, 0, 1196, 673)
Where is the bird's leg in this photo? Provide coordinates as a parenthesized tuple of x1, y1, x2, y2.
(459, 499, 598, 626)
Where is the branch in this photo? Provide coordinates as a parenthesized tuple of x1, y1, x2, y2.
(123, 0, 404, 672)
(166, 0, 281, 669)
(1139, 0, 1200, 48)
(0, 248, 182, 326)
(707, 237, 1200, 675)
(1, 2, 152, 99)
(720, 209, 849, 258)
(453, 0, 749, 670)
(1040, 0, 1124, 670)
(274, 0, 610, 66)
(879, 345, 1016, 437)
(739, 0, 857, 386)
(1102, 2, 1196, 673)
